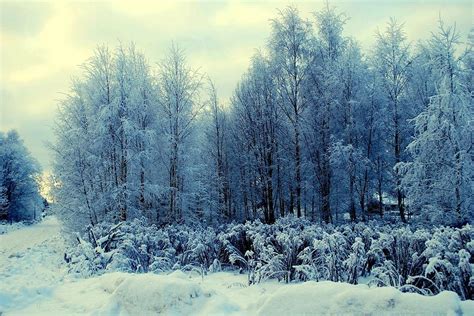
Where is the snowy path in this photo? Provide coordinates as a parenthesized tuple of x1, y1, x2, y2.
(0, 218, 473, 315)
(0, 216, 63, 254)
(0, 217, 67, 313)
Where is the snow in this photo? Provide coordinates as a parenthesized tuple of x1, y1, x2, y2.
(257, 281, 469, 315)
(0, 221, 27, 235)
(0, 216, 66, 312)
(1, 218, 473, 315)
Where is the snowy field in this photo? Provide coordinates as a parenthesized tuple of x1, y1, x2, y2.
(0, 218, 473, 315)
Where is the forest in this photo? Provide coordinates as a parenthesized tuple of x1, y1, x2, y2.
(1, 4, 473, 309)
(49, 6, 472, 229)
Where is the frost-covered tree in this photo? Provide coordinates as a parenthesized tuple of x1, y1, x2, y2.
(231, 52, 282, 223)
(51, 6, 473, 230)
(269, 6, 312, 218)
(363, 72, 392, 219)
(0, 130, 43, 221)
(53, 44, 160, 230)
(156, 44, 205, 223)
(198, 80, 232, 223)
(373, 18, 412, 222)
(408, 44, 437, 113)
(305, 4, 348, 223)
(400, 21, 473, 225)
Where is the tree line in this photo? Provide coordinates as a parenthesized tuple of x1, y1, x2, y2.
(0, 130, 44, 222)
(52, 5, 473, 232)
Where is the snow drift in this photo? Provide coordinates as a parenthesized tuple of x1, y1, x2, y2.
(6, 272, 474, 315)
(257, 281, 469, 315)
(104, 272, 208, 315)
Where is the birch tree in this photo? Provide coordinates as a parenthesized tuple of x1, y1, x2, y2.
(231, 53, 282, 223)
(269, 6, 312, 218)
(400, 21, 473, 225)
(305, 4, 347, 223)
(157, 44, 204, 222)
(206, 80, 231, 220)
(373, 18, 412, 222)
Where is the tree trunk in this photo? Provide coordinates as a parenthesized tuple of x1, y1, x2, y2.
(349, 173, 356, 222)
(394, 100, 406, 223)
(295, 125, 302, 218)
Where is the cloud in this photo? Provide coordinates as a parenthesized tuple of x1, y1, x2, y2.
(0, 0, 472, 175)
(214, 1, 276, 28)
(0, 1, 52, 36)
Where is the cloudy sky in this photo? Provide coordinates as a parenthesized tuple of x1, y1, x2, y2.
(0, 0, 472, 175)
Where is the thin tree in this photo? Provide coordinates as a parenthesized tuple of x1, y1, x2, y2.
(157, 44, 204, 222)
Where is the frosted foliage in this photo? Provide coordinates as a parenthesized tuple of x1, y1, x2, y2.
(400, 21, 473, 225)
(0, 130, 43, 222)
(66, 216, 473, 300)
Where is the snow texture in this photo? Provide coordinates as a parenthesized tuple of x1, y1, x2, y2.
(1, 218, 473, 315)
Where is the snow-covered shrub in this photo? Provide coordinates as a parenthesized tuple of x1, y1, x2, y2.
(66, 215, 473, 300)
(457, 249, 473, 300)
(307, 231, 350, 282)
(178, 227, 220, 274)
(67, 218, 175, 274)
(228, 216, 314, 283)
(218, 223, 250, 268)
(372, 260, 405, 289)
(67, 221, 123, 276)
(345, 237, 366, 284)
(415, 226, 474, 299)
(367, 227, 427, 287)
(110, 219, 175, 273)
(67, 236, 106, 277)
(253, 227, 306, 283)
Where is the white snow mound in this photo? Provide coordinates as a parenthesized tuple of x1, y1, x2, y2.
(257, 281, 466, 316)
(102, 273, 208, 315)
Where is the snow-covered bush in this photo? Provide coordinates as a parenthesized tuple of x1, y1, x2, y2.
(110, 219, 175, 273)
(172, 225, 220, 274)
(66, 216, 473, 300)
(345, 237, 366, 284)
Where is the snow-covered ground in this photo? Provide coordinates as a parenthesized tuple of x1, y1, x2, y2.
(0, 221, 28, 235)
(0, 217, 66, 313)
(1, 218, 473, 315)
